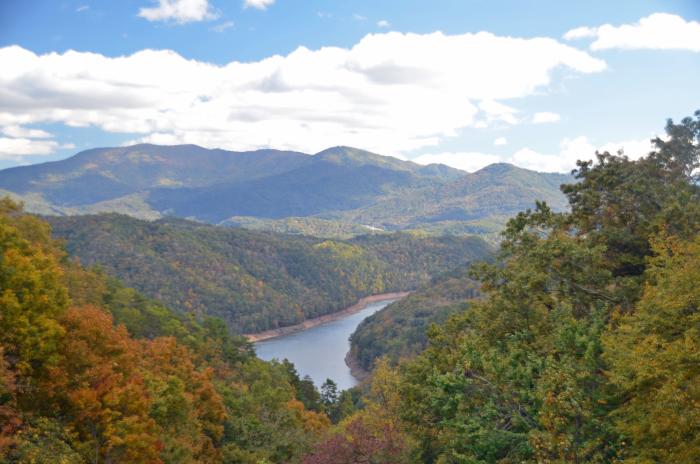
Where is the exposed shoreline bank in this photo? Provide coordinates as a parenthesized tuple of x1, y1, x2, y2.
(345, 349, 370, 383)
(245, 292, 410, 343)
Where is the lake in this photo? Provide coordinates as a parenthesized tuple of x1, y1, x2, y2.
(254, 298, 397, 390)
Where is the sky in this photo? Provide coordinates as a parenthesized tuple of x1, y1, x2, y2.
(0, 0, 699, 172)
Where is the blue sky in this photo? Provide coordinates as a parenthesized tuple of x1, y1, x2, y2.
(0, 0, 699, 171)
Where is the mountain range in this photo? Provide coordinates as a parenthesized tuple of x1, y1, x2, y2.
(0, 144, 573, 238)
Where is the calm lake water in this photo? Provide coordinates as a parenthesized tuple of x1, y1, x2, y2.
(254, 299, 396, 390)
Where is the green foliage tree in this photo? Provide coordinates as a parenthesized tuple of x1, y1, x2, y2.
(344, 112, 700, 463)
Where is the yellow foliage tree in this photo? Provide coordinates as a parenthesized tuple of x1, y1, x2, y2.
(604, 233, 700, 462)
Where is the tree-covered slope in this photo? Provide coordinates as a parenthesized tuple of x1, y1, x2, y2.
(48, 214, 493, 333)
(0, 198, 334, 463)
(349, 269, 482, 372)
(330, 163, 572, 230)
(306, 112, 700, 464)
(0, 144, 310, 206)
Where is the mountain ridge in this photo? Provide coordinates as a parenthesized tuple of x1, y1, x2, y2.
(0, 143, 574, 238)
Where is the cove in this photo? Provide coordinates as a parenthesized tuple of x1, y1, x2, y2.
(254, 297, 400, 390)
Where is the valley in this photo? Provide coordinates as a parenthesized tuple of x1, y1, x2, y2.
(254, 296, 402, 390)
(2, 3, 698, 461)
(1, 112, 698, 463)
(47, 213, 491, 333)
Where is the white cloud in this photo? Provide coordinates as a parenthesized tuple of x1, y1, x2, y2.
(479, 100, 518, 125)
(509, 136, 654, 172)
(412, 152, 501, 172)
(532, 111, 560, 124)
(564, 13, 700, 52)
(353, 14, 367, 21)
(138, 0, 217, 23)
(598, 137, 655, 160)
(0, 33, 605, 157)
(76, 5, 89, 12)
(244, 0, 275, 10)
(211, 20, 234, 32)
(415, 136, 655, 173)
(563, 26, 596, 40)
(0, 137, 59, 161)
(377, 20, 390, 28)
(494, 137, 507, 146)
(1, 125, 52, 139)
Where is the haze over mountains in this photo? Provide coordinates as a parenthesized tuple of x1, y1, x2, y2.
(0, 144, 572, 237)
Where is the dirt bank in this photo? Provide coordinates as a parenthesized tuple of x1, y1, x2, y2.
(345, 349, 370, 383)
(245, 292, 410, 343)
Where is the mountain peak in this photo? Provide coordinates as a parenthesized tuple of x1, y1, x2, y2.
(473, 162, 520, 175)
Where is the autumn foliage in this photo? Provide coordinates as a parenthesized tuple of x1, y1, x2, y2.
(0, 197, 329, 463)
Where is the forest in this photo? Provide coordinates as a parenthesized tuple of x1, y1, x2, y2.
(47, 215, 492, 333)
(1, 111, 699, 463)
(349, 268, 482, 373)
(309, 111, 700, 463)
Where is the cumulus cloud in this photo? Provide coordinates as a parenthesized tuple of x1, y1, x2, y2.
(564, 26, 596, 40)
(510, 136, 655, 172)
(494, 137, 507, 146)
(1, 125, 52, 139)
(244, 0, 275, 10)
(564, 13, 700, 52)
(414, 136, 655, 173)
(377, 20, 390, 28)
(532, 111, 560, 124)
(0, 137, 59, 161)
(0, 32, 605, 157)
(138, 0, 217, 23)
(412, 152, 501, 173)
(0, 125, 60, 161)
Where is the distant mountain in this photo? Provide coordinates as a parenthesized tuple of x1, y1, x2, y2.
(148, 146, 464, 222)
(0, 144, 309, 205)
(329, 163, 573, 232)
(0, 143, 572, 237)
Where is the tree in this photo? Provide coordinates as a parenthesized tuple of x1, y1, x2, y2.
(303, 414, 411, 464)
(604, 233, 700, 462)
(0, 198, 68, 378)
(42, 306, 161, 464)
(0, 347, 20, 456)
(6, 418, 83, 464)
(384, 112, 700, 463)
(320, 378, 340, 420)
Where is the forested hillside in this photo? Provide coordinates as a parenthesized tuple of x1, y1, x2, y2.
(48, 214, 492, 333)
(0, 198, 334, 463)
(3, 112, 699, 464)
(349, 269, 481, 372)
(330, 163, 572, 237)
(306, 112, 700, 463)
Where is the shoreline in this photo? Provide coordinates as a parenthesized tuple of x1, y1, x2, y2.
(344, 349, 370, 383)
(245, 291, 410, 343)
